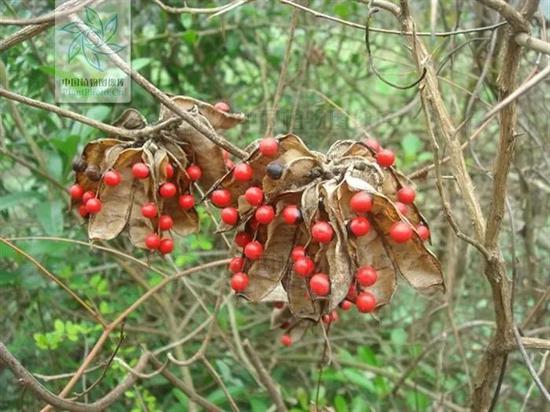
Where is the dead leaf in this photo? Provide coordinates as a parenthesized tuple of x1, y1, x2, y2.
(88, 148, 142, 240)
(242, 197, 301, 302)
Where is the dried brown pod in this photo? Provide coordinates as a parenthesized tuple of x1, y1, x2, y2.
(71, 97, 245, 250)
(216, 133, 444, 342)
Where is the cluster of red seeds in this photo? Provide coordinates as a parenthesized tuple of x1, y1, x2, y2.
(69, 161, 205, 255)
(269, 138, 430, 346)
(364, 138, 430, 242)
(217, 138, 282, 292)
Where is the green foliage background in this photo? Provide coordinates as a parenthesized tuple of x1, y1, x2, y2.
(1, 1, 548, 411)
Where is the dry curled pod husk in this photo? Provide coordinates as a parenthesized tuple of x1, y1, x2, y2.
(215, 134, 444, 342)
(70, 97, 245, 250)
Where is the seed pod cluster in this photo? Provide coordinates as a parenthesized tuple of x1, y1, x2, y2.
(69, 97, 245, 252)
(213, 134, 444, 343)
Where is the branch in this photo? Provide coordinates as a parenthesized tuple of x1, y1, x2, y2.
(149, 355, 223, 412)
(0, 0, 96, 52)
(153, 0, 249, 15)
(243, 340, 288, 412)
(0, 237, 105, 326)
(483, 64, 550, 121)
(264, 7, 299, 137)
(0, 0, 99, 25)
(280, 0, 506, 37)
(512, 327, 550, 402)
(515, 32, 550, 55)
(0, 342, 150, 412)
(67, 15, 247, 159)
(476, 0, 530, 32)
(0, 87, 181, 140)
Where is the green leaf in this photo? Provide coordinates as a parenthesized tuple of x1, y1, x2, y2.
(341, 369, 376, 393)
(351, 396, 370, 412)
(46, 151, 64, 181)
(357, 346, 378, 366)
(132, 58, 152, 71)
(182, 31, 199, 46)
(36, 198, 64, 236)
(333, 3, 351, 19)
(54, 319, 65, 334)
(334, 394, 349, 412)
(249, 397, 269, 412)
(33, 333, 49, 349)
(0, 192, 37, 211)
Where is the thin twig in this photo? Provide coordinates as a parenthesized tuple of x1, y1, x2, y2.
(243, 340, 288, 412)
(512, 326, 550, 402)
(0, 87, 182, 140)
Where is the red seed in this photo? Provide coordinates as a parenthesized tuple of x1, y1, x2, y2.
(291, 246, 306, 262)
(159, 182, 177, 198)
(145, 233, 161, 250)
(85, 198, 102, 214)
(311, 221, 333, 243)
(363, 138, 381, 153)
(141, 203, 158, 218)
(259, 138, 279, 157)
(159, 238, 174, 254)
(132, 163, 149, 179)
(235, 231, 252, 248)
(231, 272, 249, 292)
(233, 163, 254, 182)
(211, 189, 232, 208)
(349, 191, 373, 214)
(349, 216, 371, 237)
(165, 163, 174, 179)
(356, 266, 378, 287)
(221, 207, 239, 225)
(244, 241, 263, 260)
(103, 170, 121, 186)
(159, 215, 174, 231)
(82, 191, 95, 204)
(244, 187, 264, 206)
(78, 204, 88, 217)
(178, 194, 195, 210)
(356, 292, 376, 313)
(397, 186, 416, 204)
(417, 225, 430, 241)
(186, 164, 202, 181)
(280, 334, 292, 347)
(376, 149, 395, 167)
(69, 184, 84, 199)
(389, 221, 412, 243)
(395, 201, 409, 216)
(309, 273, 330, 296)
(229, 257, 245, 273)
(255, 205, 275, 225)
(214, 101, 230, 112)
(282, 205, 302, 224)
(293, 256, 314, 277)
(340, 300, 353, 311)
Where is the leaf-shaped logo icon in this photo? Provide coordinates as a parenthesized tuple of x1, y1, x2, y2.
(61, 7, 125, 72)
(85, 7, 104, 35)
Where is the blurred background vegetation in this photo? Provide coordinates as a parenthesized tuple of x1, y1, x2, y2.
(0, 1, 548, 411)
